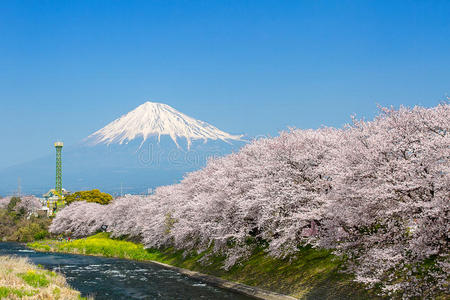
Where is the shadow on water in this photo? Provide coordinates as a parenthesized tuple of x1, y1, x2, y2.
(0, 242, 254, 300)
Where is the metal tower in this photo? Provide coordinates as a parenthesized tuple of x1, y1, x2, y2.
(54, 141, 63, 196)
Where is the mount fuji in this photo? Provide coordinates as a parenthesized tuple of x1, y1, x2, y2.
(0, 102, 246, 196)
(87, 102, 243, 148)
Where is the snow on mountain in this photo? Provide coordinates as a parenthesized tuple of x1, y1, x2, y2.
(87, 102, 243, 149)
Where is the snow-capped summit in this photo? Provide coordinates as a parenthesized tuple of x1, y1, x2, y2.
(87, 101, 243, 149)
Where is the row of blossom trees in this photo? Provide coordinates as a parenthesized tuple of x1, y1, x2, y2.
(50, 104, 449, 298)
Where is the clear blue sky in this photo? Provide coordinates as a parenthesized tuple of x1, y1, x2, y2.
(0, 0, 449, 169)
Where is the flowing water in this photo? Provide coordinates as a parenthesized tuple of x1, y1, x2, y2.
(0, 242, 254, 299)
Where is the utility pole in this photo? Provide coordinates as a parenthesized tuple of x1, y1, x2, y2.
(17, 177, 21, 198)
(120, 182, 123, 197)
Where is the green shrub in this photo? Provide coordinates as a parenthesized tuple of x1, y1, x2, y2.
(34, 230, 48, 241)
(64, 189, 113, 205)
(0, 209, 16, 239)
(12, 221, 50, 242)
(7, 197, 21, 212)
(0, 205, 51, 243)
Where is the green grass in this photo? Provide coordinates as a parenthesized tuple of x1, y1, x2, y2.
(18, 270, 50, 288)
(0, 286, 38, 298)
(29, 233, 378, 299)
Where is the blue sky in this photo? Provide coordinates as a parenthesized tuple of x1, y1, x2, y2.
(0, 0, 449, 169)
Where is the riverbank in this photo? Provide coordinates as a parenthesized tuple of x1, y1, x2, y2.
(29, 233, 378, 299)
(0, 255, 89, 299)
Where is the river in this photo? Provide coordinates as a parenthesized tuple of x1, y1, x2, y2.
(0, 242, 254, 299)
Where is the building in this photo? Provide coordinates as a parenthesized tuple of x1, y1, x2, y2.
(43, 188, 70, 216)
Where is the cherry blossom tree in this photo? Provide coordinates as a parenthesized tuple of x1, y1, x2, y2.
(100, 195, 149, 238)
(0, 196, 11, 209)
(49, 201, 106, 237)
(319, 104, 449, 297)
(15, 196, 43, 213)
(0, 195, 42, 213)
(167, 128, 342, 267)
(49, 103, 449, 298)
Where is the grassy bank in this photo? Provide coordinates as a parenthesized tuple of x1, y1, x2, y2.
(0, 255, 88, 299)
(29, 233, 378, 299)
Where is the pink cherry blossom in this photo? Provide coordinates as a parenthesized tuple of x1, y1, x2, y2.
(50, 103, 449, 298)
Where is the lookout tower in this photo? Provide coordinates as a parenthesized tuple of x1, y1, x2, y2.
(44, 141, 67, 215)
(55, 141, 63, 195)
